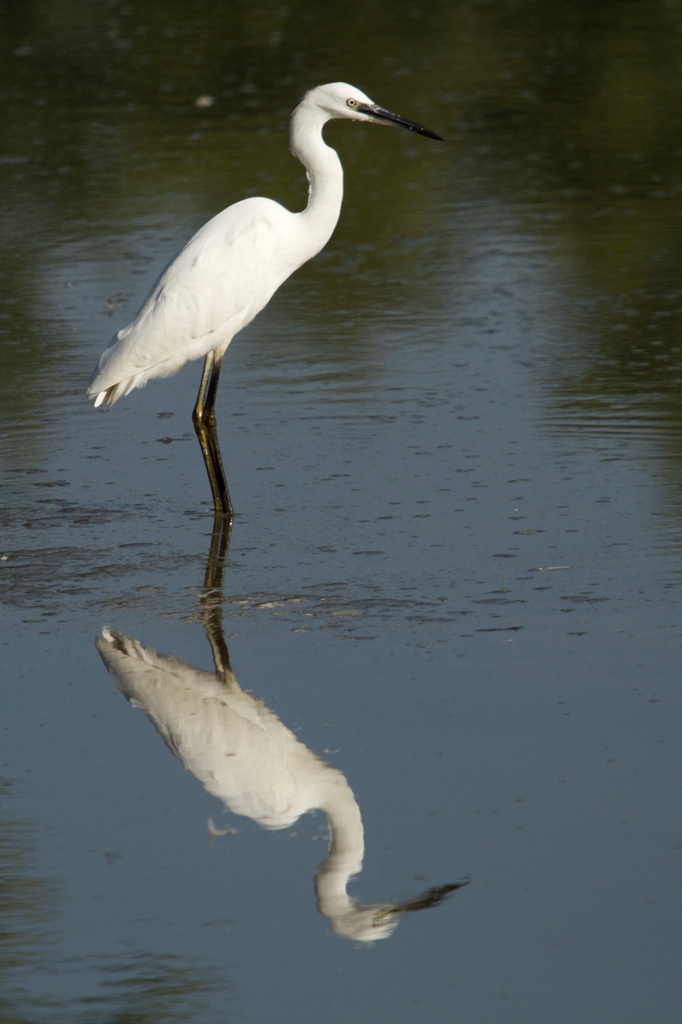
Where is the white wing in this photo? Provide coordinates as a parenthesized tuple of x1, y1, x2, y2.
(89, 197, 295, 402)
(95, 630, 344, 830)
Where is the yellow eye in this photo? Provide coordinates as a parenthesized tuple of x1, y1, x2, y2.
(347, 98, 359, 108)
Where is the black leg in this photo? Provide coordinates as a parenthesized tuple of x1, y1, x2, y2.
(201, 512, 233, 681)
(192, 352, 234, 519)
(204, 512, 232, 592)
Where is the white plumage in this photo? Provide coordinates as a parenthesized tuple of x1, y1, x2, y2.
(91, 202, 285, 405)
(88, 83, 442, 515)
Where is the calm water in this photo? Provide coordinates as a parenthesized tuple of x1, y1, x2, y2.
(1, 1, 682, 1021)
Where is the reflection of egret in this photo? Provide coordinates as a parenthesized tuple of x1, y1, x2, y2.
(96, 523, 466, 942)
(87, 82, 443, 518)
(96, 630, 464, 941)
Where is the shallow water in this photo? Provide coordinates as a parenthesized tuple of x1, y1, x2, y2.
(1, 1, 682, 1021)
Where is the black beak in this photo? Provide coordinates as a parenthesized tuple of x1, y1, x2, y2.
(358, 103, 444, 141)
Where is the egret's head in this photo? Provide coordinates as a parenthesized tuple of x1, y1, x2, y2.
(303, 82, 444, 141)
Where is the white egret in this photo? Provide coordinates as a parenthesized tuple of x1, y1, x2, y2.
(88, 82, 443, 517)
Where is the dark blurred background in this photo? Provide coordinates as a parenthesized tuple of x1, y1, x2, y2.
(2, 0, 682, 447)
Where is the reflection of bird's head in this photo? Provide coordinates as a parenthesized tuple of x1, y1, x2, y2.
(320, 882, 469, 944)
(328, 903, 402, 943)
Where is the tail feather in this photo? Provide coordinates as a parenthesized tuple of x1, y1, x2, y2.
(89, 372, 149, 407)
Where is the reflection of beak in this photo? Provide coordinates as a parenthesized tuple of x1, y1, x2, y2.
(376, 880, 470, 922)
(357, 102, 444, 141)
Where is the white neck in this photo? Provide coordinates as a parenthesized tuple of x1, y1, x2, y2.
(290, 97, 344, 245)
(314, 773, 364, 919)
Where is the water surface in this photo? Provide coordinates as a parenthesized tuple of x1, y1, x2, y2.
(1, 1, 682, 1021)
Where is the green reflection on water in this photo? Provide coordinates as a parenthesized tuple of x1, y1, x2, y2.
(0, 779, 225, 1022)
(0, 779, 60, 1020)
